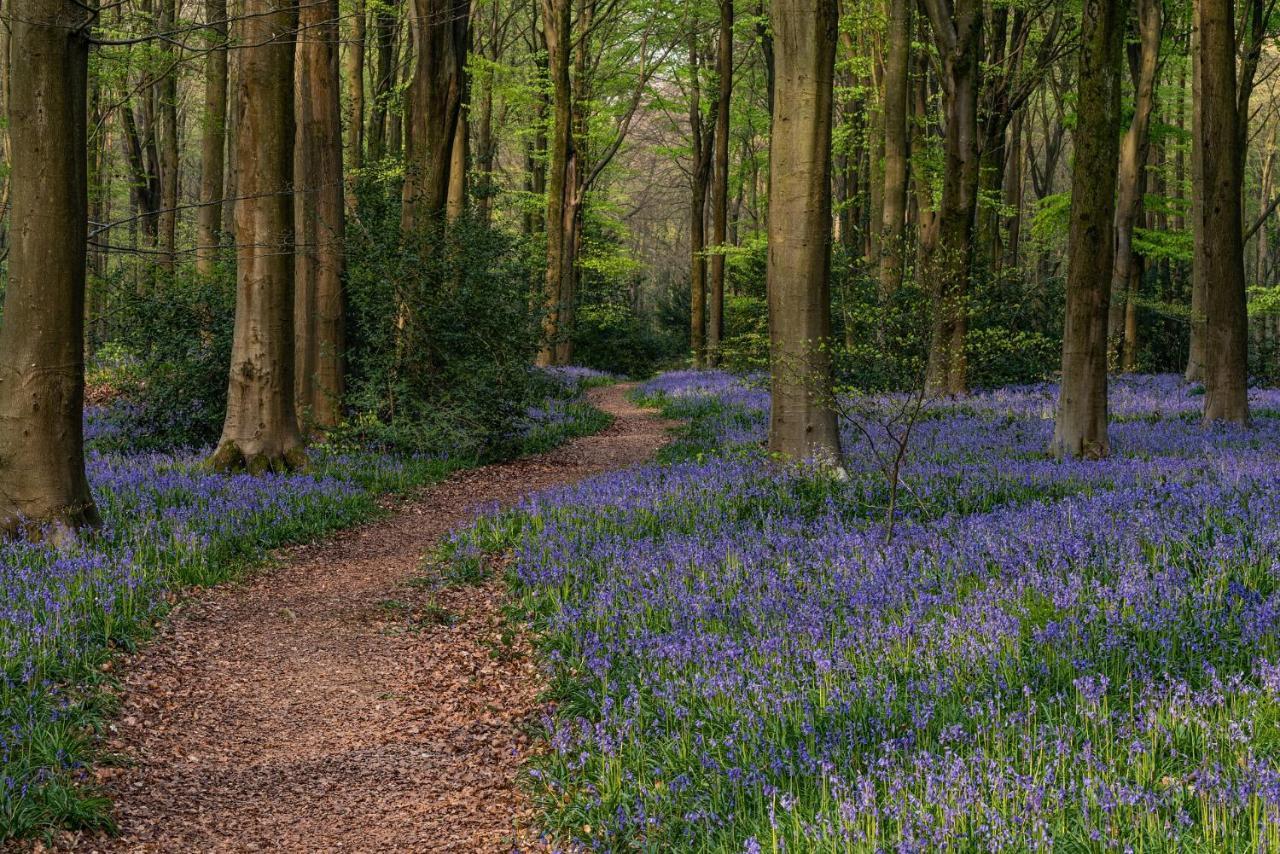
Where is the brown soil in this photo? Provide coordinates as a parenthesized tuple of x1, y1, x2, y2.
(52, 384, 671, 854)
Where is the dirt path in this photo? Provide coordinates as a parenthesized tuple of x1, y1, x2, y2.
(58, 384, 670, 854)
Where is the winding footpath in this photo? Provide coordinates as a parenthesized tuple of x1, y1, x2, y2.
(56, 385, 671, 853)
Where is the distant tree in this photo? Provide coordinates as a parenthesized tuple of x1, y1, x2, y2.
(706, 0, 733, 365)
(196, 0, 229, 275)
(0, 0, 99, 535)
(877, 0, 910, 299)
(1198, 0, 1249, 423)
(209, 0, 306, 473)
(688, 29, 715, 368)
(401, 0, 470, 230)
(766, 0, 841, 460)
(1053, 0, 1127, 458)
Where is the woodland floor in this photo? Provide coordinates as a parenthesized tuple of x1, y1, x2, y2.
(46, 384, 672, 853)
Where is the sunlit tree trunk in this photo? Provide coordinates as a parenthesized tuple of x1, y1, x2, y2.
(0, 0, 99, 535)
(707, 0, 733, 365)
(766, 0, 841, 461)
(402, 0, 469, 231)
(209, 0, 306, 473)
(196, 0, 228, 275)
(1053, 0, 1126, 459)
(295, 0, 347, 432)
(1198, 0, 1249, 423)
(1109, 0, 1161, 367)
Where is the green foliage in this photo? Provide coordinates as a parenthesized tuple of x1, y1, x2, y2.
(94, 263, 237, 451)
(571, 301, 679, 377)
(342, 179, 548, 459)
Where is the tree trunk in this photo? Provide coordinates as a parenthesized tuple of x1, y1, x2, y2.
(0, 0, 98, 535)
(688, 37, 713, 368)
(447, 103, 470, 220)
(536, 0, 572, 366)
(402, 0, 469, 231)
(294, 0, 347, 432)
(368, 0, 399, 161)
(1185, 0, 1206, 382)
(707, 0, 733, 365)
(1109, 0, 1161, 365)
(344, 0, 366, 177)
(196, 0, 229, 275)
(921, 0, 982, 395)
(156, 0, 179, 272)
(766, 0, 841, 462)
(209, 0, 306, 473)
(1052, 0, 1126, 459)
(878, 0, 910, 298)
(1002, 109, 1024, 270)
(1198, 0, 1249, 423)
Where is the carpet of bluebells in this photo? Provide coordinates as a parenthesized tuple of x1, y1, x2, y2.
(454, 371, 1280, 852)
(0, 366, 612, 840)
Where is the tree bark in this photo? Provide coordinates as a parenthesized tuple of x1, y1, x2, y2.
(1109, 0, 1161, 366)
(402, 0, 470, 230)
(766, 0, 841, 462)
(878, 0, 910, 298)
(1198, 0, 1249, 423)
(210, 0, 306, 473)
(0, 0, 98, 535)
(1052, 0, 1126, 459)
(688, 36, 714, 368)
(921, 0, 982, 395)
(344, 0, 366, 177)
(295, 0, 347, 432)
(536, 0, 572, 365)
(1185, 0, 1206, 382)
(197, 0, 229, 275)
(156, 0, 179, 272)
(707, 0, 733, 365)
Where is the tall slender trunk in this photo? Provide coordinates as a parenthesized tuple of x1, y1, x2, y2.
(197, 0, 229, 275)
(767, 0, 841, 461)
(537, 0, 572, 366)
(0, 0, 99, 535)
(1186, 0, 1206, 381)
(688, 36, 713, 368)
(295, 0, 347, 431)
(1052, 0, 1126, 458)
(210, 0, 306, 473)
(921, 0, 982, 394)
(1198, 0, 1249, 423)
(368, 0, 399, 161)
(1109, 0, 1161, 365)
(344, 0, 366, 187)
(707, 0, 733, 365)
(1002, 109, 1024, 270)
(157, 0, 179, 272)
(878, 0, 910, 297)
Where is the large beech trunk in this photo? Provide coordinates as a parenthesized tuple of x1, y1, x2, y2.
(196, 0, 229, 275)
(1185, 0, 1206, 382)
(0, 0, 98, 535)
(1109, 0, 1161, 365)
(209, 0, 306, 474)
(295, 0, 347, 432)
(1053, 0, 1126, 459)
(1198, 0, 1249, 423)
(766, 0, 841, 462)
(401, 0, 469, 230)
(707, 0, 733, 365)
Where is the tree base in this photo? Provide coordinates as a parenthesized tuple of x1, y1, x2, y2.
(207, 441, 308, 475)
(0, 500, 101, 545)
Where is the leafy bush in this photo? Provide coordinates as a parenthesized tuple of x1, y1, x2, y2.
(570, 302, 679, 377)
(92, 264, 236, 451)
(342, 180, 548, 458)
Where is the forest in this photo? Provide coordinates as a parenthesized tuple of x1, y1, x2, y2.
(4, 0, 1280, 847)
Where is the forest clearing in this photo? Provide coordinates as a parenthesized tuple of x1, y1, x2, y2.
(5, 0, 1280, 847)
